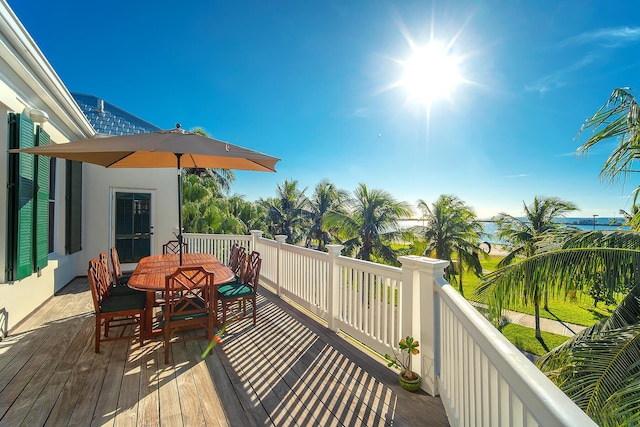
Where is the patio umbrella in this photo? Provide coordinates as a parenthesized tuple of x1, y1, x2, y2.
(9, 125, 280, 264)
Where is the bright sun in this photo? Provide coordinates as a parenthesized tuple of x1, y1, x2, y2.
(400, 41, 462, 106)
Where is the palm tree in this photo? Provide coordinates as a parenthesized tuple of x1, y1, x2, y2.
(305, 180, 348, 251)
(326, 183, 412, 265)
(184, 127, 236, 195)
(182, 174, 248, 234)
(260, 179, 310, 244)
(538, 286, 640, 426)
(475, 87, 640, 422)
(226, 194, 269, 235)
(414, 195, 484, 295)
(620, 204, 640, 231)
(479, 196, 578, 339)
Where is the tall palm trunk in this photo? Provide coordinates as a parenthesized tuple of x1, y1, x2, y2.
(534, 299, 542, 340)
(526, 261, 542, 339)
(544, 289, 549, 311)
(458, 247, 464, 297)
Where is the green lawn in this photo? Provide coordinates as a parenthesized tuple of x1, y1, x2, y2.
(391, 246, 618, 355)
(500, 323, 570, 356)
(455, 254, 617, 326)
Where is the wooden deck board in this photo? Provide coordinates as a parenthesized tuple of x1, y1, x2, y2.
(90, 333, 129, 427)
(0, 277, 449, 426)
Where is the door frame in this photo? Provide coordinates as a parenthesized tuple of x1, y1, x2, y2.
(109, 187, 156, 269)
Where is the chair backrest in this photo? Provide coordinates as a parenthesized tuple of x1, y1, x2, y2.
(99, 252, 115, 286)
(164, 267, 215, 321)
(163, 240, 188, 255)
(110, 246, 124, 280)
(228, 243, 239, 267)
(88, 258, 110, 311)
(243, 251, 262, 292)
(229, 244, 247, 278)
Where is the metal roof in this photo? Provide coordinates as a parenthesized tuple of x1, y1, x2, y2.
(71, 93, 161, 135)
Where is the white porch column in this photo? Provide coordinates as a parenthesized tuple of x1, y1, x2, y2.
(326, 244, 343, 331)
(398, 256, 420, 348)
(274, 235, 287, 297)
(250, 229, 263, 252)
(398, 255, 449, 396)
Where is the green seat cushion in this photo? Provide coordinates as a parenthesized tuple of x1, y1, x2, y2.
(100, 294, 146, 312)
(218, 283, 254, 299)
(109, 285, 142, 297)
(117, 274, 132, 285)
(165, 298, 209, 321)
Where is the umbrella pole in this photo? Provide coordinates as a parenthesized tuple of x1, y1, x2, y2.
(176, 153, 183, 266)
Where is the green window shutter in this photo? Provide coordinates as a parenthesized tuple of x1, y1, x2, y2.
(7, 113, 35, 281)
(65, 160, 82, 254)
(34, 126, 50, 270)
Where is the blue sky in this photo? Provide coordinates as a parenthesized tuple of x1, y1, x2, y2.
(10, 0, 640, 218)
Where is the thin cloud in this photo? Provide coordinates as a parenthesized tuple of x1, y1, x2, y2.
(556, 151, 578, 157)
(525, 27, 640, 95)
(525, 53, 597, 94)
(559, 26, 640, 48)
(347, 107, 370, 118)
(504, 173, 530, 178)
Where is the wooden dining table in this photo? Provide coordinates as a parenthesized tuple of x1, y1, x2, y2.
(127, 253, 235, 338)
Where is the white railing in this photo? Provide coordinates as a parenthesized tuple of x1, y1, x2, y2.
(184, 232, 597, 427)
(436, 276, 593, 426)
(183, 233, 251, 264)
(334, 255, 402, 355)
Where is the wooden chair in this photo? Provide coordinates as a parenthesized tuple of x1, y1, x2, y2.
(227, 243, 247, 279)
(163, 266, 216, 364)
(162, 240, 188, 255)
(218, 250, 261, 326)
(88, 258, 146, 353)
(110, 246, 132, 286)
(99, 251, 139, 296)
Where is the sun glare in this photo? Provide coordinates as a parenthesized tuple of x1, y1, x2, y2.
(400, 41, 462, 106)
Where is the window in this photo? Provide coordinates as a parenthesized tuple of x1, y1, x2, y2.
(6, 113, 50, 281)
(65, 160, 82, 254)
(34, 126, 50, 270)
(114, 192, 151, 263)
(48, 157, 56, 253)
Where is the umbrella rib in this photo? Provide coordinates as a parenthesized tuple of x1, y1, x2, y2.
(246, 158, 277, 172)
(105, 153, 136, 168)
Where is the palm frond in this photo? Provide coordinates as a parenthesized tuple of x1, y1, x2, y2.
(536, 286, 640, 423)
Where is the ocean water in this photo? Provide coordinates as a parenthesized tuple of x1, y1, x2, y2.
(399, 217, 628, 244)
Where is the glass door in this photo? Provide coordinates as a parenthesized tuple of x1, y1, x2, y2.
(114, 191, 152, 263)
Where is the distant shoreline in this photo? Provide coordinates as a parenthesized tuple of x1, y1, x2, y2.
(401, 217, 624, 226)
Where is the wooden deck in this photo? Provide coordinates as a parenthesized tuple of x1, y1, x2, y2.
(0, 277, 449, 426)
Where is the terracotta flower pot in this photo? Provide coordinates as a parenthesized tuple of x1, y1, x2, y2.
(398, 371, 421, 392)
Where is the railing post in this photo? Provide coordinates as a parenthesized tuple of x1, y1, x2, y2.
(274, 235, 287, 297)
(399, 256, 420, 359)
(398, 255, 449, 396)
(250, 230, 263, 253)
(326, 244, 344, 331)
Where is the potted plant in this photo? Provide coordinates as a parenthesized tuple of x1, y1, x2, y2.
(384, 336, 421, 392)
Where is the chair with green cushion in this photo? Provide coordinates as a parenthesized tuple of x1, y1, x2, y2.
(227, 243, 246, 280)
(163, 239, 188, 255)
(99, 251, 140, 297)
(163, 266, 216, 364)
(88, 258, 146, 353)
(218, 250, 261, 326)
(110, 246, 132, 286)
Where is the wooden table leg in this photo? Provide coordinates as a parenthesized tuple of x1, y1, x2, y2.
(144, 291, 156, 339)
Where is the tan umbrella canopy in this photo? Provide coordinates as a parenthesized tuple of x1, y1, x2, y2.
(9, 125, 280, 264)
(10, 126, 279, 170)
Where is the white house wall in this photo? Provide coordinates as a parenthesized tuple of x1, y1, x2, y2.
(83, 166, 178, 272)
